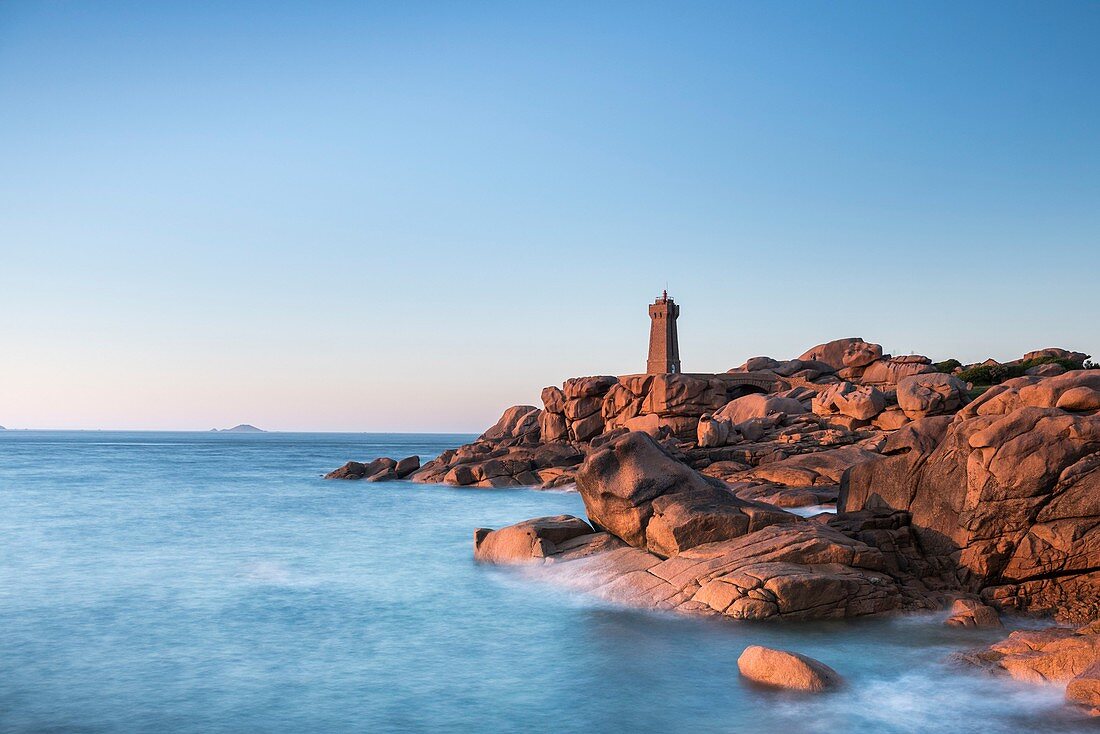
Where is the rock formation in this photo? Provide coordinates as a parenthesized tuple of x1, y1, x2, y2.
(440, 335, 1098, 716)
(410, 405, 585, 488)
(955, 621, 1100, 715)
(325, 455, 421, 481)
(474, 511, 907, 620)
(575, 431, 797, 555)
(842, 370, 1100, 623)
(473, 515, 596, 564)
(325, 330, 1096, 630)
(1067, 661, 1100, 716)
(471, 430, 946, 621)
(737, 646, 843, 692)
(895, 372, 969, 419)
(463, 361, 1098, 632)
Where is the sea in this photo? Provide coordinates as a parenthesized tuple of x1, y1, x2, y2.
(0, 430, 1091, 733)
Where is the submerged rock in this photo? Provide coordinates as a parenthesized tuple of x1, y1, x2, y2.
(944, 598, 1002, 628)
(956, 623, 1100, 678)
(737, 645, 843, 692)
(1066, 661, 1100, 715)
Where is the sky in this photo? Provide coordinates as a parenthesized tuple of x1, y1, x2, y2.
(1, 1, 1098, 432)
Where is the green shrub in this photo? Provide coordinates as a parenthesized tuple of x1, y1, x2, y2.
(1018, 356, 1084, 371)
(956, 355, 1087, 386)
(956, 364, 1024, 386)
(933, 359, 962, 374)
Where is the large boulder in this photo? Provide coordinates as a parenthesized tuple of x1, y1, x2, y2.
(1058, 386, 1100, 412)
(861, 355, 936, 386)
(530, 521, 902, 621)
(737, 646, 843, 692)
(842, 371, 1100, 622)
(697, 414, 737, 448)
(540, 385, 567, 413)
(394, 455, 421, 478)
(944, 598, 1002, 628)
(960, 370, 1100, 418)
(324, 457, 398, 481)
(696, 393, 808, 448)
(896, 372, 970, 419)
(557, 376, 618, 441)
(473, 515, 595, 564)
(772, 359, 835, 381)
(713, 393, 807, 424)
(1023, 348, 1090, 365)
(843, 340, 884, 369)
(325, 460, 369, 480)
(956, 624, 1100, 684)
(478, 405, 542, 442)
(538, 411, 569, 442)
(739, 356, 782, 372)
(745, 445, 882, 487)
(575, 431, 796, 555)
(645, 489, 792, 557)
(799, 338, 880, 372)
(563, 375, 619, 399)
(872, 408, 910, 431)
(641, 374, 743, 437)
(812, 382, 886, 420)
(1067, 661, 1100, 714)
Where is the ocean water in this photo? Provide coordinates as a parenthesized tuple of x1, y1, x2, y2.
(0, 430, 1091, 733)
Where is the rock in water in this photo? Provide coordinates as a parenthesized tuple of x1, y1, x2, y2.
(737, 646, 843, 692)
(394, 455, 420, 478)
(473, 515, 597, 564)
(474, 517, 903, 621)
(944, 598, 1002, 628)
(955, 623, 1100, 686)
(325, 461, 368, 479)
(1066, 661, 1100, 716)
(324, 457, 400, 481)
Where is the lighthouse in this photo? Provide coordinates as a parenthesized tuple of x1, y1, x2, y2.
(646, 290, 681, 375)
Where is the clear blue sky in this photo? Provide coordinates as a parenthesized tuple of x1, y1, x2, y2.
(1, 1, 1097, 431)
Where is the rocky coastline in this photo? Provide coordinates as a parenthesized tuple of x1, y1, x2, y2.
(328, 337, 1099, 713)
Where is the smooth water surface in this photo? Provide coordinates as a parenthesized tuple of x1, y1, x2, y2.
(0, 431, 1090, 733)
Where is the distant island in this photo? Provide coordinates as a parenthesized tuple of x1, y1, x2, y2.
(210, 424, 266, 433)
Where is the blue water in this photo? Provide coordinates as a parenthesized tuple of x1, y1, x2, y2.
(0, 431, 1091, 733)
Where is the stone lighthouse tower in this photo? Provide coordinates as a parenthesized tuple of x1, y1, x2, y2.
(647, 290, 681, 374)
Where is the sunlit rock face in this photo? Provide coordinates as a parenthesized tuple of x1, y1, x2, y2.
(843, 370, 1100, 623)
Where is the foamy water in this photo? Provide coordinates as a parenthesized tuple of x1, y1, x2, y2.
(0, 431, 1091, 733)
